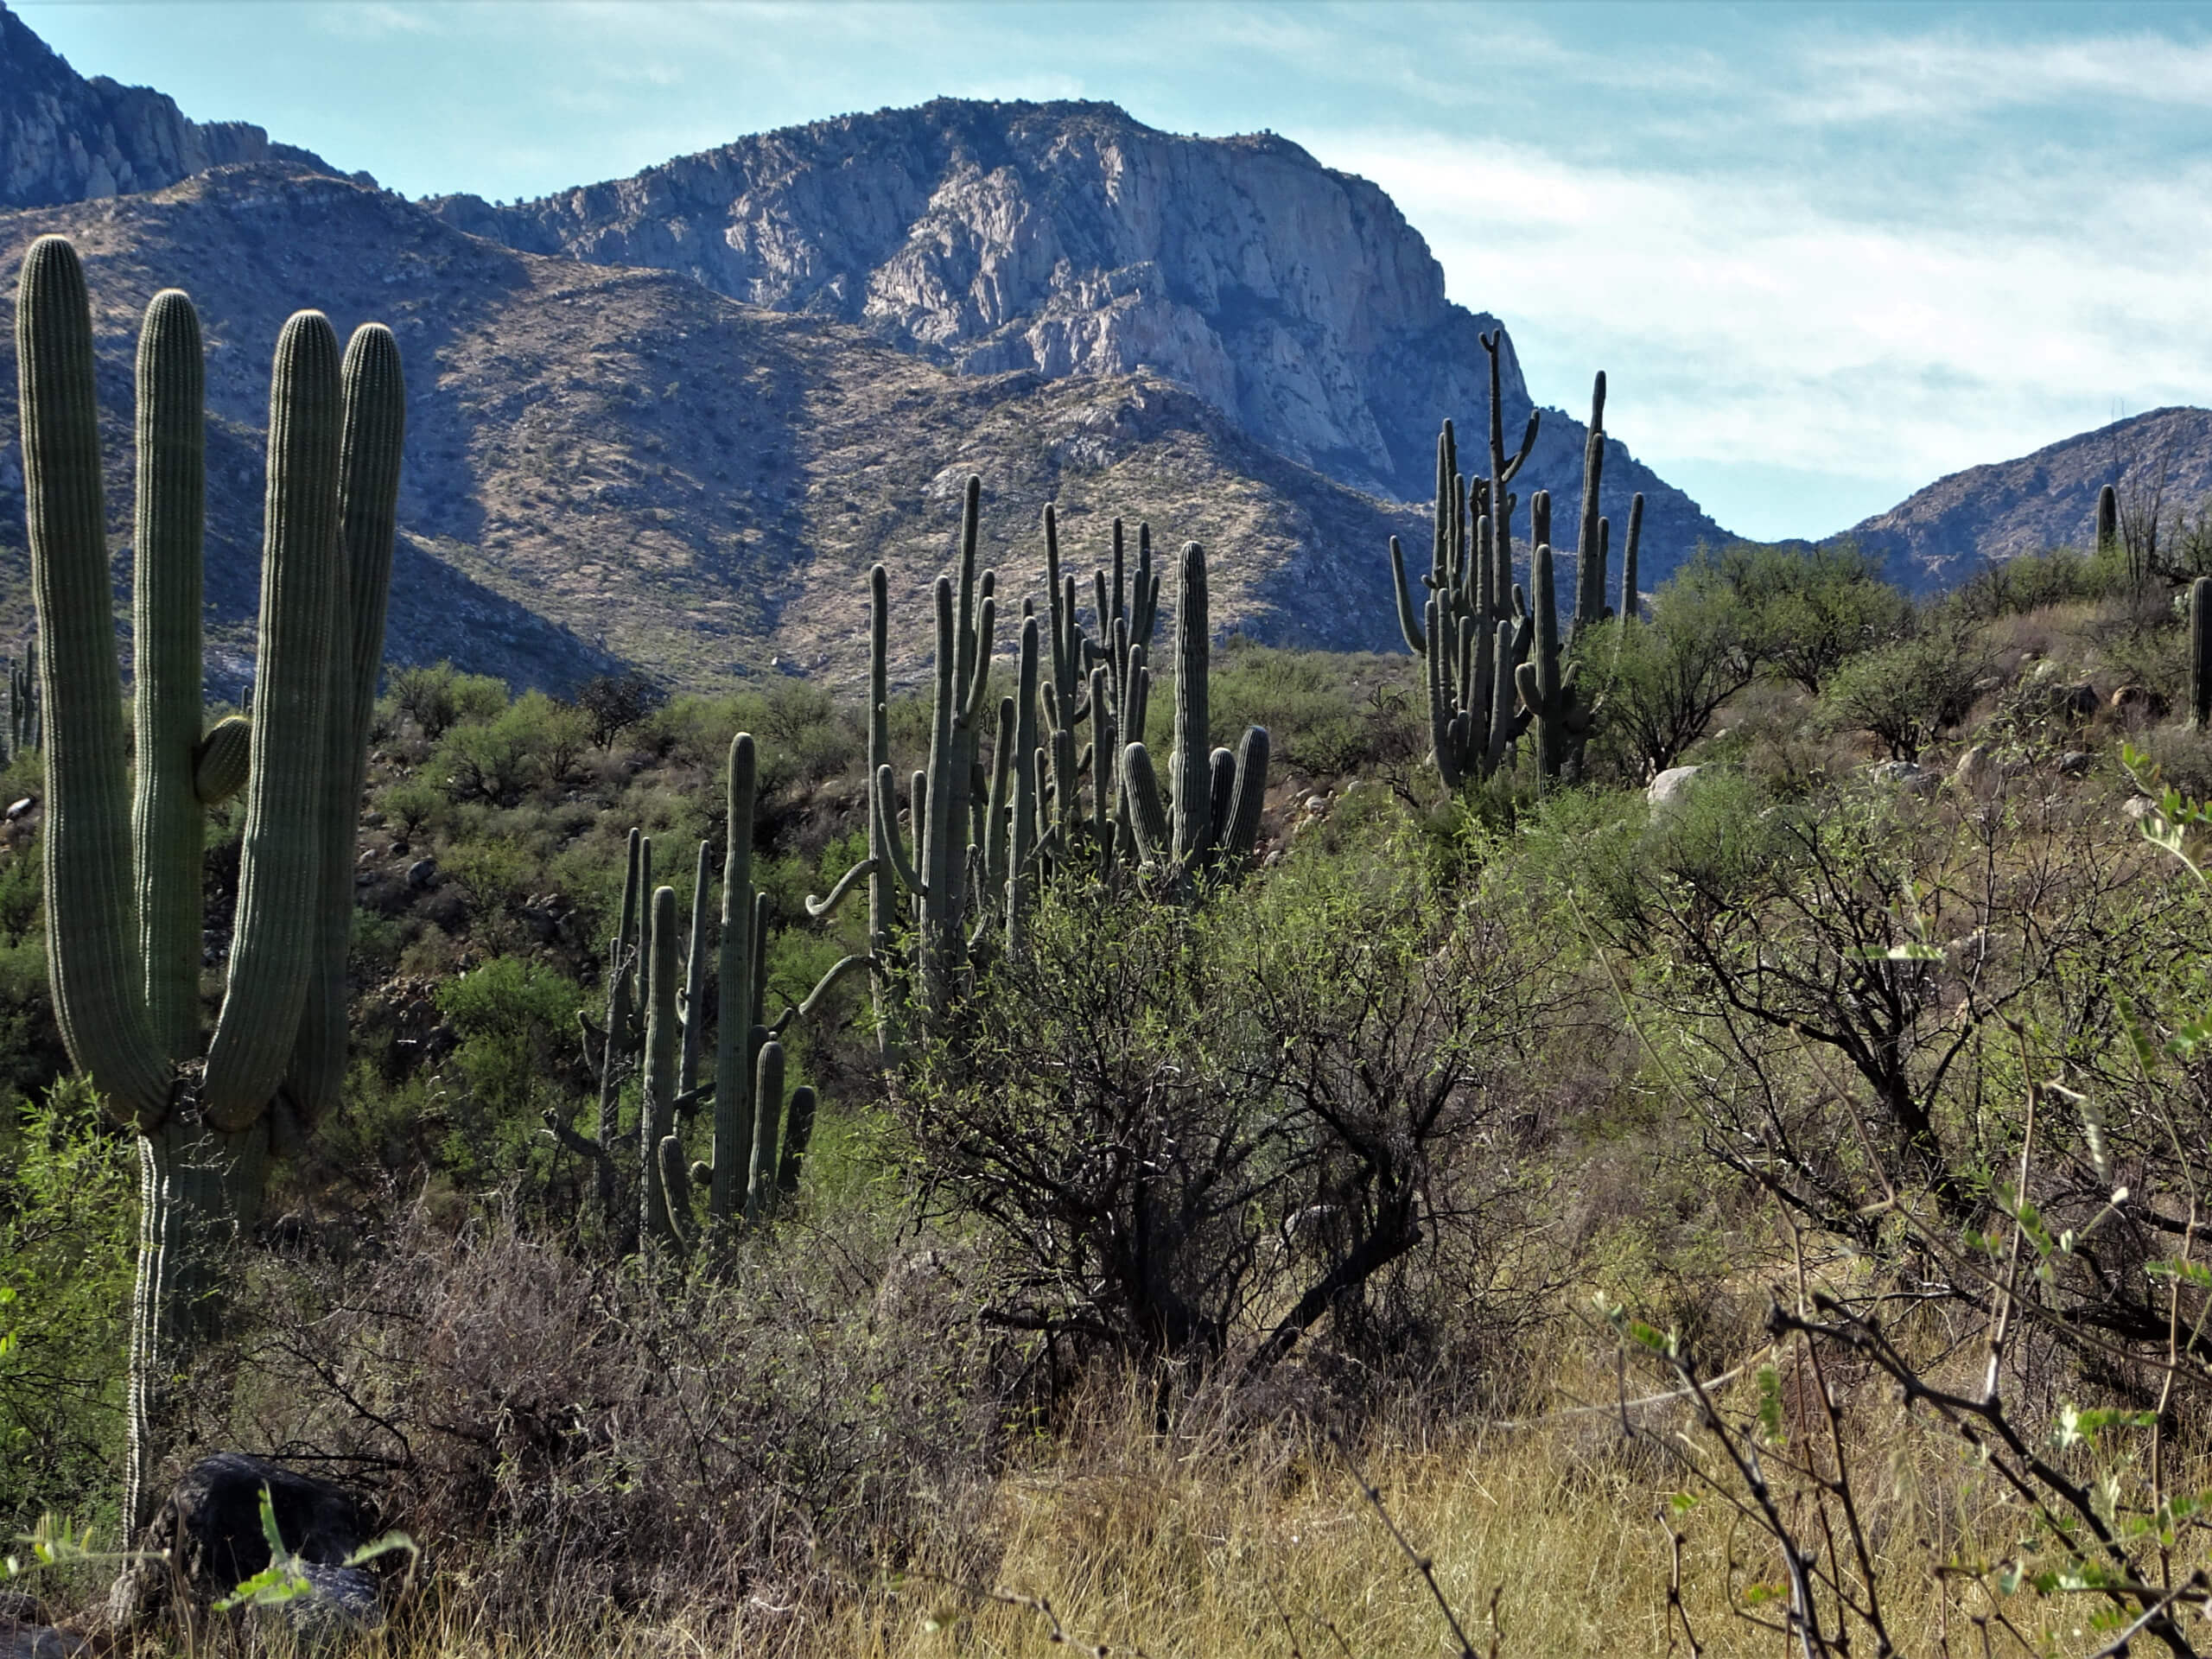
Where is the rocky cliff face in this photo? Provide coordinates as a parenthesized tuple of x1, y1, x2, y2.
(0, 0, 346, 207)
(1847, 407, 2212, 590)
(428, 99, 1726, 576)
(0, 167, 1437, 694)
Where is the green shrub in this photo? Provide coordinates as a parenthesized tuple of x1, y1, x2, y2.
(389, 661, 509, 740)
(1819, 630, 1986, 760)
(0, 1076, 133, 1529)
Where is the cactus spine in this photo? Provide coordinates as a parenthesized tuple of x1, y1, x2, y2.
(2190, 576, 2212, 730)
(18, 236, 404, 1537)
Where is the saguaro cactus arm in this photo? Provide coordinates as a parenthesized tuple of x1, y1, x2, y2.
(21, 236, 174, 1128)
(201, 310, 346, 1131)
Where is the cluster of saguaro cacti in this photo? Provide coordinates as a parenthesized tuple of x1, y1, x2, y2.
(560, 733, 861, 1254)
(1040, 508, 1158, 874)
(17, 235, 404, 1536)
(4, 639, 37, 759)
(811, 480, 1270, 1039)
(1388, 340, 1642, 786)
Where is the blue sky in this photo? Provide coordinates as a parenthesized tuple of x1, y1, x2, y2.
(21, 0, 2212, 539)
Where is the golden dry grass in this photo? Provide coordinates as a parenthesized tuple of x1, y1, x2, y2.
(372, 1361, 2212, 1659)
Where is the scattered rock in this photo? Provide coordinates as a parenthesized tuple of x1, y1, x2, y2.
(0, 1593, 89, 1659)
(2109, 684, 2167, 718)
(2057, 751, 2094, 777)
(360, 809, 385, 828)
(405, 857, 438, 889)
(1950, 746, 1999, 797)
(1870, 760, 1939, 794)
(2123, 795, 2160, 822)
(2062, 682, 2100, 718)
(1646, 765, 1703, 808)
(4, 796, 33, 820)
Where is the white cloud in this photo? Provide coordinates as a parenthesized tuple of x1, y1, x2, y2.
(1314, 127, 2212, 535)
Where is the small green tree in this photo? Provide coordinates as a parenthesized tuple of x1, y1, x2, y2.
(1821, 631, 1985, 760)
(1585, 585, 1754, 781)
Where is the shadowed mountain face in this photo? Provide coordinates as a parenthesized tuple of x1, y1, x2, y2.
(1847, 408, 2212, 590)
(0, 167, 1448, 694)
(0, 1, 347, 207)
(428, 98, 1726, 568)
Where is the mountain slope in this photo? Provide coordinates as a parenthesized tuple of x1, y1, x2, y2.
(1847, 407, 2212, 588)
(0, 0, 351, 207)
(428, 99, 1726, 570)
(0, 166, 1433, 693)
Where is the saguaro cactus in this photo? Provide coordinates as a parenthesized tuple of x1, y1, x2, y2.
(1619, 493, 1645, 624)
(5, 640, 36, 758)
(1571, 372, 1610, 642)
(1120, 542, 1269, 895)
(18, 236, 404, 1538)
(1386, 331, 1546, 788)
(2190, 576, 2211, 730)
(1514, 533, 1597, 783)
(814, 479, 995, 1035)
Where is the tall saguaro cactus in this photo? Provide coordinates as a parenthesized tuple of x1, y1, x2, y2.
(2190, 576, 2211, 731)
(1121, 541, 1269, 896)
(17, 235, 404, 1540)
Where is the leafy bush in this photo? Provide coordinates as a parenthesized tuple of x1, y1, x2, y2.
(1678, 541, 1910, 694)
(0, 1077, 133, 1529)
(388, 661, 508, 741)
(1820, 629, 1986, 759)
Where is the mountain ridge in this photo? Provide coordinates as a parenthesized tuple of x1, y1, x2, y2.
(423, 95, 1726, 567)
(1844, 407, 2212, 588)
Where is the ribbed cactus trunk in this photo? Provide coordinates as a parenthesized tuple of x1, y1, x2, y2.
(1572, 372, 1608, 641)
(1620, 493, 1644, 623)
(639, 885, 681, 1250)
(711, 734, 759, 1237)
(2190, 576, 2212, 730)
(17, 237, 403, 1542)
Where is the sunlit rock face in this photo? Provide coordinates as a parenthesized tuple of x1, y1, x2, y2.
(430, 99, 1534, 503)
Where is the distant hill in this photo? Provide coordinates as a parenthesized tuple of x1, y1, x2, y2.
(1847, 407, 2212, 590)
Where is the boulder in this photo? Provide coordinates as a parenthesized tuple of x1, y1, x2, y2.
(1870, 760, 1939, 794)
(1950, 745, 1999, 797)
(108, 1452, 378, 1633)
(1646, 766, 1703, 808)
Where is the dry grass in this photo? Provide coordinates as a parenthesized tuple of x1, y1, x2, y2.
(336, 1355, 2212, 1659)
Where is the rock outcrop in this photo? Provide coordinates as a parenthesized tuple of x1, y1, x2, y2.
(430, 99, 1726, 574)
(0, 0, 351, 207)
